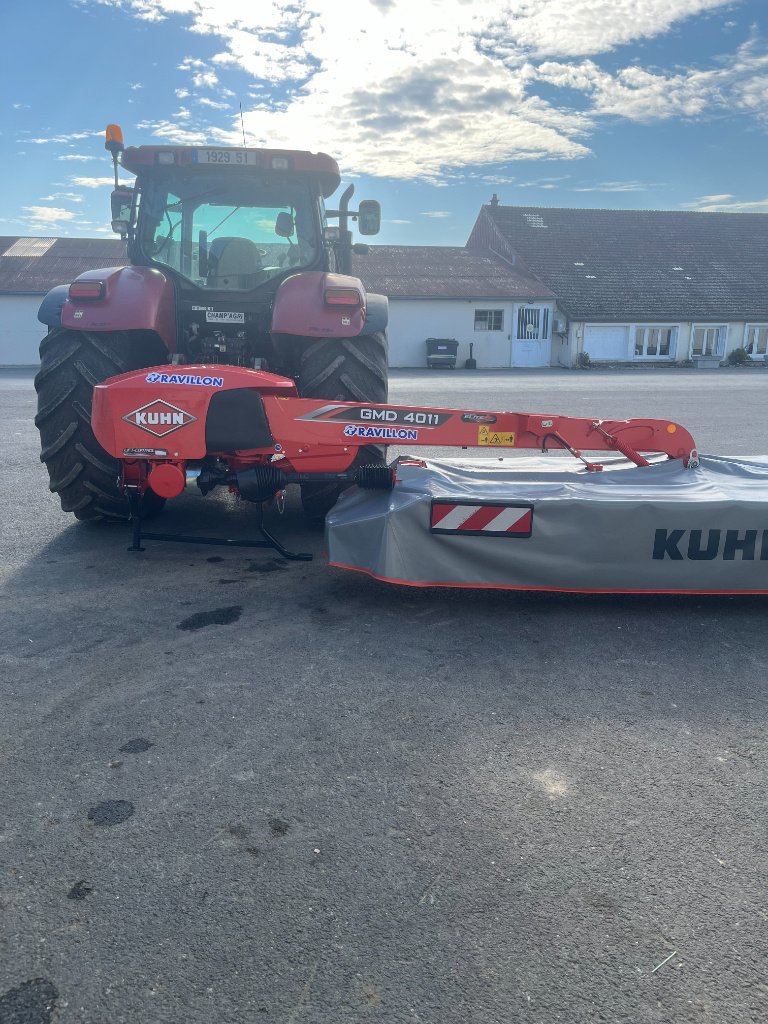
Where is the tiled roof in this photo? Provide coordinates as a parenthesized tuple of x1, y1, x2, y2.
(354, 245, 553, 299)
(0, 237, 127, 294)
(469, 206, 768, 321)
(0, 236, 553, 303)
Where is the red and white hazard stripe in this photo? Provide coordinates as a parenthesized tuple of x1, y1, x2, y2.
(430, 502, 533, 536)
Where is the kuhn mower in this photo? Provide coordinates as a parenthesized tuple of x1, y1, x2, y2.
(89, 363, 768, 593)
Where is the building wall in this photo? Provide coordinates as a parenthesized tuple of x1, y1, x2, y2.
(388, 298, 517, 367)
(566, 319, 766, 366)
(388, 298, 558, 367)
(0, 295, 44, 365)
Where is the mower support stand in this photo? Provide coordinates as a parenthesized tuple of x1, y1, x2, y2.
(126, 490, 312, 561)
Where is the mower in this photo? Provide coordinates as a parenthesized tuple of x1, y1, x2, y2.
(88, 363, 768, 594)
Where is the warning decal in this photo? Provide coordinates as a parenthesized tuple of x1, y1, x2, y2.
(430, 501, 533, 537)
(478, 426, 516, 447)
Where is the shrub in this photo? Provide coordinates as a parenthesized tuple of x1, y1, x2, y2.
(727, 347, 750, 366)
(575, 351, 591, 369)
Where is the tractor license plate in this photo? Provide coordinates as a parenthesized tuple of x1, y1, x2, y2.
(192, 150, 258, 165)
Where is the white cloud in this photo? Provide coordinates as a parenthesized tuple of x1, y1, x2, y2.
(70, 176, 133, 188)
(178, 57, 207, 70)
(197, 97, 231, 110)
(537, 40, 768, 124)
(22, 206, 77, 226)
(79, 2, 597, 177)
(134, 119, 210, 144)
(515, 176, 571, 188)
(572, 180, 653, 192)
(483, 0, 731, 59)
(56, 154, 95, 162)
(134, 54, 591, 179)
(421, 211, 451, 218)
(81, 0, 762, 181)
(178, 55, 219, 88)
(29, 130, 101, 145)
(237, 56, 592, 179)
(102, 0, 736, 68)
(40, 192, 84, 202)
(192, 69, 219, 88)
(683, 194, 768, 212)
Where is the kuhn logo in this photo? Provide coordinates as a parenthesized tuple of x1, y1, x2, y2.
(653, 528, 768, 561)
(122, 400, 197, 438)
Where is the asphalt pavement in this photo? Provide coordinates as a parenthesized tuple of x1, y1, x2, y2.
(1, 367, 767, 1024)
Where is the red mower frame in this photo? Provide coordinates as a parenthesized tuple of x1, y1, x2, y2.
(91, 364, 699, 558)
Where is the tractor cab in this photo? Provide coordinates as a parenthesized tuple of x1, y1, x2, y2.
(119, 145, 340, 293)
(108, 130, 380, 289)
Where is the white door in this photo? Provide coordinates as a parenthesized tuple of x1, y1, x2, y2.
(583, 325, 629, 361)
(512, 305, 552, 366)
(513, 338, 550, 366)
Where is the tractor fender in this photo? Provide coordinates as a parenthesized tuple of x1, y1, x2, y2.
(362, 292, 388, 335)
(271, 271, 369, 338)
(59, 266, 177, 352)
(37, 285, 70, 328)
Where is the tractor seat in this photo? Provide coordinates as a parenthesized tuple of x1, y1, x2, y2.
(207, 237, 263, 287)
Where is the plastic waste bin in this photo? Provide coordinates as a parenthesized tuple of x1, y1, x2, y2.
(426, 338, 459, 369)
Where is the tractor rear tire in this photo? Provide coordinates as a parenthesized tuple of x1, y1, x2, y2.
(35, 328, 167, 522)
(297, 331, 388, 519)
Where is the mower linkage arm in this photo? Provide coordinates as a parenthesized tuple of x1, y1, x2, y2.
(262, 398, 700, 470)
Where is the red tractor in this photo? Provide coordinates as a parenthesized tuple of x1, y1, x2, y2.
(35, 125, 387, 520)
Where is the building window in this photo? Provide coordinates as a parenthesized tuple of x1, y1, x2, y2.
(516, 306, 550, 340)
(745, 324, 768, 357)
(634, 326, 677, 359)
(475, 309, 503, 331)
(691, 326, 726, 357)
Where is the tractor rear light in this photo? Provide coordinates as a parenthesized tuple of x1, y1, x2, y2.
(324, 227, 340, 241)
(271, 157, 291, 170)
(157, 152, 176, 165)
(69, 280, 105, 300)
(324, 287, 362, 307)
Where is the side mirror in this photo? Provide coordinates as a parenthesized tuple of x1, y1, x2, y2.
(110, 187, 134, 237)
(275, 211, 295, 238)
(357, 200, 380, 236)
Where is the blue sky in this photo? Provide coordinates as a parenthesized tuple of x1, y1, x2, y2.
(2, 0, 768, 245)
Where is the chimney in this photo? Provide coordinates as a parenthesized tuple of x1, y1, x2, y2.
(490, 193, 500, 207)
